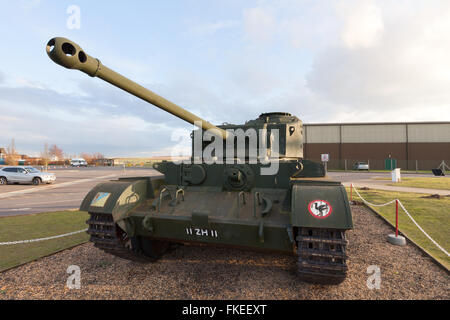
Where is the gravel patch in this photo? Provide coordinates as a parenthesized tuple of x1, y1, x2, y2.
(0, 205, 448, 300)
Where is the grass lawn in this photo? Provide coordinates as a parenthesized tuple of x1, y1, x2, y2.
(1, 193, 448, 272)
(348, 188, 450, 269)
(0, 211, 90, 272)
(372, 177, 450, 190)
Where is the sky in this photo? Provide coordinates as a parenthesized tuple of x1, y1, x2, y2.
(1, 0, 450, 157)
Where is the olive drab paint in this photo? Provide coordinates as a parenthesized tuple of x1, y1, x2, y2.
(47, 37, 353, 284)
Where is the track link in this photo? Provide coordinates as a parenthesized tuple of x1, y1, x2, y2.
(86, 212, 168, 262)
(86, 212, 139, 260)
(297, 228, 348, 285)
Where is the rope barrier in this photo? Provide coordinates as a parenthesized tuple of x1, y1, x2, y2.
(352, 187, 397, 207)
(0, 228, 88, 246)
(351, 184, 449, 257)
(397, 201, 449, 257)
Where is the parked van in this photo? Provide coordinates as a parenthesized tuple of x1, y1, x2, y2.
(70, 158, 88, 167)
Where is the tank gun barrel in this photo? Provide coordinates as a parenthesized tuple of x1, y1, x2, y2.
(46, 37, 229, 140)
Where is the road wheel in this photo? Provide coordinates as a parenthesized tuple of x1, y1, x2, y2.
(137, 236, 170, 261)
(32, 177, 42, 185)
(0, 177, 7, 185)
(86, 213, 171, 262)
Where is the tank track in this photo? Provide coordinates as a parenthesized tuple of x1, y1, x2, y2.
(296, 228, 348, 285)
(86, 212, 167, 262)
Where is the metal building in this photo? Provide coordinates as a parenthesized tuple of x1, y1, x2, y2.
(303, 122, 450, 170)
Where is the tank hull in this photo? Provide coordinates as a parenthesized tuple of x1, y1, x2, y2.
(124, 212, 294, 252)
(82, 166, 352, 284)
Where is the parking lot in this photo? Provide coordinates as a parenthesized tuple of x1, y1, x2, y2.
(327, 171, 436, 182)
(328, 171, 450, 195)
(0, 167, 160, 216)
(0, 167, 447, 217)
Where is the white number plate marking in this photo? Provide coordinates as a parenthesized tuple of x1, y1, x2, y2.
(186, 227, 218, 238)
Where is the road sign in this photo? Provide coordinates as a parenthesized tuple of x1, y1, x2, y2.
(321, 154, 329, 162)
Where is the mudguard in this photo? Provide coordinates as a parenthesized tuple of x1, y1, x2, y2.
(291, 181, 353, 230)
(80, 177, 164, 224)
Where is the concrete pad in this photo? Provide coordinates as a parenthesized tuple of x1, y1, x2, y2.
(388, 233, 406, 246)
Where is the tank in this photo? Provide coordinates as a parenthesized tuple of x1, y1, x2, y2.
(46, 37, 353, 284)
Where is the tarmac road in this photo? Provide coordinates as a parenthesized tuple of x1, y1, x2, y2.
(328, 171, 450, 195)
(0, 167, 447, 217)
(327, 170, 437, 182)
(0, 167, 160, 217)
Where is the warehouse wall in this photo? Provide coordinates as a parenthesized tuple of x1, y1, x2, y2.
(303, 122, 450, 170)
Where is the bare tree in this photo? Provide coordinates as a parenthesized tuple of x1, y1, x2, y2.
(80, 152, 105, 165)
(5, 138, 18, 165)
(49, 144, 64, 161)
(41, 142, 50, 169)
(80, 152, 92, 164)
(92, 152, 105, 161)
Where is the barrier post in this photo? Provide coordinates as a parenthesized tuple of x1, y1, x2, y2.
(395, 199, 399, 237)
(388, 199, 406, 245)
(350, 183, 353, 202)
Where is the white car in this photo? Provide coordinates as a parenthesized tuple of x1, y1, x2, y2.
(70, 158, 88, 167)
(352, 162, 369, 171)
(0, 166, 56, 185)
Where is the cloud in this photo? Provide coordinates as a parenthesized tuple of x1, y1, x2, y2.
(2, 1, 450, 158)
(241, 1, 339, 49)
(20, 0, 41, 10)
(0, 81, 194, 157)
(187, 20, 240, 36)
(232, 1, 450, 123)
(337, 0, 384, 48)
(305, 1, 450, 120)
(243, 7, 276, 44)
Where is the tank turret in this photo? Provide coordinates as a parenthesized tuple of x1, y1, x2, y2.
(214, 112, 304, 160)
(47, 37, 306, 162)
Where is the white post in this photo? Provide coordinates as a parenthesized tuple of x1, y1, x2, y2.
(440, 160, 447, 174)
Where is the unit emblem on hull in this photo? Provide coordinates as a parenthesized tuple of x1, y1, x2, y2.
(90, 192, 111, 207)
(308, 200, 332, 219)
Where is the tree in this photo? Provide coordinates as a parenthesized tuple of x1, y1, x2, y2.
(49, 144, 64, 161)
(41, 142, 50, 168)
(80, 152, 105, 165)
(92, 152, 105, 161)
(5, 138, 18, 165)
